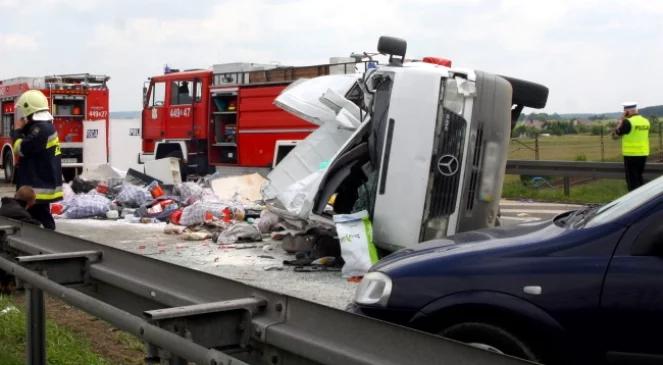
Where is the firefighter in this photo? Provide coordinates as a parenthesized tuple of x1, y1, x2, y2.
(13, 89, 63, 229)
(612, 102, 650, 191)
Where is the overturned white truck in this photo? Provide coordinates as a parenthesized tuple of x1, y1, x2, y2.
(264, 36, 548, 252)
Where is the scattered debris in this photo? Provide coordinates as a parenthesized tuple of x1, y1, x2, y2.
(0, 305, 19, 316)
(210, 173, 267, 202)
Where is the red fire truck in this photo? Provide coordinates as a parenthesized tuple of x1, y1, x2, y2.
(140, 61, 358, 177)
(0, 74, 110, 182)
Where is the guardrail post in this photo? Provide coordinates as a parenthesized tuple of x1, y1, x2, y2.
(26, 286, 46, 365)
(600, 126, 605, 162)
(563, 177, 571, 196)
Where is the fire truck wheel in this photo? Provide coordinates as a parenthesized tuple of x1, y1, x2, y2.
(3, 153, 14, 183)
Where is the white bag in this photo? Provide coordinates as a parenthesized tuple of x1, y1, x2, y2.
(333, 210, 378, 278)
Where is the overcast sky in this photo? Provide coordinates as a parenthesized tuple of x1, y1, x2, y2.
(0, 0, 660, 114)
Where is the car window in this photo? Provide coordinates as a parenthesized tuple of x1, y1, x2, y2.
(585, 175, 663, 228)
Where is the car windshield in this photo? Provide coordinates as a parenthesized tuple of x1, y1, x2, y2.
(584, 175, 663, 228)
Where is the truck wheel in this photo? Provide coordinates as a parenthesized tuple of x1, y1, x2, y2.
(441, 322, 540, 362)
(3, 153, 14, 183)
(500, 76, 549, 109)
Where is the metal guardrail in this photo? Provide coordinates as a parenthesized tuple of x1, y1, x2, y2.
(0, 218, 531, 365)
(506, 159, 663, 195)
(506, 159, 663, 180)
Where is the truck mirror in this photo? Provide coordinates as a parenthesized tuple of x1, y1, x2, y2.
(143, 81, 151, 106)
(378, 36, 407, 66)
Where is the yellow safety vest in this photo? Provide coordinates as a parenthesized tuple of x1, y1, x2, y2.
(622, 115, 650, 156)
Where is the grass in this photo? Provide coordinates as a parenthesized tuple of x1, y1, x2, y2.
(506, 133, 659, 204)
(510, 133, 663, 161)
(501, 175, 628, 204)
(0, 295, 110, 365)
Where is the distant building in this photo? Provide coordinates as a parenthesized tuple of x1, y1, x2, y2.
(571, 118, 593, 126)
(522, 119, 545, 130)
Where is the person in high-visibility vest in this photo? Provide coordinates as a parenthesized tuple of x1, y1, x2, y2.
(612, 102, 650, 191)
(12, 89, 63, 229)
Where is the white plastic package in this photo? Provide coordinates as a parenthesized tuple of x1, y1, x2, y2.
(333, 210, 378, 278)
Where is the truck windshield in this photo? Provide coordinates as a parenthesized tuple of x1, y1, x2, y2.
(584, 175, 663, 228)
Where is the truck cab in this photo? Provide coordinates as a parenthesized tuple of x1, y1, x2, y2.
(141, 69, 211, 174)
(264, 36, 548, 251)
(141, 62, 360, 177)
(0, 74, 110, 182)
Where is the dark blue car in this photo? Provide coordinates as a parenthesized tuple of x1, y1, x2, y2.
(351, 177, 663, 364)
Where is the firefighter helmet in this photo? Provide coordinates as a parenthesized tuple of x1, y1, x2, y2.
(16, 90, 51, 120)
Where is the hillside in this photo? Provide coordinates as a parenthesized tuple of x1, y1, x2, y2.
(639, 105, 663, 117)
(525, 105, 663, 121)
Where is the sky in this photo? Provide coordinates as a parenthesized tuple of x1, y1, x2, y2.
(0, 0, 661, 114)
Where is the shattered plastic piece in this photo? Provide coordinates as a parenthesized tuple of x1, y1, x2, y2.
(181, 231, 211, 241)
(256, 209, 281, 233)
(106, 210, 119, 220)
(311, 256, 337, 266)
(0, 305, 19, 316)
(125, 168, 162, 186)
(347, 276, 363, 283)
(120, 208, 136, 218)
(216, 222, 262, 244)
(70, 176, 98, 194)
(164, 224, 186, 235)
(217, 243, 258, 249)
(264, 265, 284, 271)
(281, 233, 314, 254)
(210, 173, 266, 202)
(144, 157, 182, 185)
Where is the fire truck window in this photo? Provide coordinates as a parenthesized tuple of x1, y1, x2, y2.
(195, 81, 202, 102)
(150, 82, 165, 107)
(171, 80, 194, 105)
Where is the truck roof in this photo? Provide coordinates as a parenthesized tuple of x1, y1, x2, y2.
(0, 73, 110, 90)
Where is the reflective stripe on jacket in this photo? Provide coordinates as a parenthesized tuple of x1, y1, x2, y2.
(622, 115, 650, 156)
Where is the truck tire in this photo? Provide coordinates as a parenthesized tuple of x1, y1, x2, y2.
(3, 152, 14, 184)
(441, 322, 540, 362)
(500, 76, 549, 109)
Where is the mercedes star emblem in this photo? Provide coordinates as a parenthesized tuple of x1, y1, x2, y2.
(437, 154, 459, 176)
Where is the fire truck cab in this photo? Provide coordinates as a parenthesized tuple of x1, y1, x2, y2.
(0, 74, 110, 182)
(140, 61, 359, 177)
